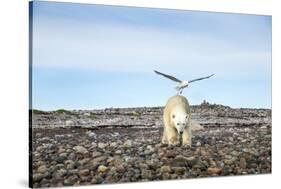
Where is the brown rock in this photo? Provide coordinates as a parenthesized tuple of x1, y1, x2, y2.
(170, 156, 188, 167)
(92, 151, 102, 158)
(37, 165, 48, 173)
(207, 167, 222, 174)
(173, 167, 187, 175)
(160, 165, 172, 173)
(91, 156, 107, 165)
(240, 158, 247, 169)
(166, 150, 177, 158)
(78, 169, 90, 177)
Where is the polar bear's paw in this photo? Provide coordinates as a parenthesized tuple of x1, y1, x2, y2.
(182, 143, 192, 149)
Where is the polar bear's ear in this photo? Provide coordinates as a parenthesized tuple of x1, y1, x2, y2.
(172, 114, 175, 119)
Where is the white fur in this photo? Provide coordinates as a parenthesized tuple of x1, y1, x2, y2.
(171, 108, 189, 134)
(162, 95, 192, 146)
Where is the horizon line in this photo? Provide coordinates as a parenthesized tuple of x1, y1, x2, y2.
(30, 104, 272, 111)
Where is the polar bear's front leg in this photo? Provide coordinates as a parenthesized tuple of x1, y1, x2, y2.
(182, 126, 192, 146)
(161, 129, 168, 144)
(166, 127, 178, 145)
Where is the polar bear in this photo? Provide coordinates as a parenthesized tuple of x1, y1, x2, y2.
(162, 95, 192, 146)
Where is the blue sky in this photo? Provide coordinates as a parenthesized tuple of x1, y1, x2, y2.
(31, 1, 272, 110)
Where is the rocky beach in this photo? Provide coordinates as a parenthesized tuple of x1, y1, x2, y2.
(31, 102, 272, 188)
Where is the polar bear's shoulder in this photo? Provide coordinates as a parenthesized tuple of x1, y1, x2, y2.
(165, 95, 190, 114)
(166, 95, 189, 105)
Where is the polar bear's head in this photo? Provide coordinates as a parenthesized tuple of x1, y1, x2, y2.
(171, 109, 190, 135)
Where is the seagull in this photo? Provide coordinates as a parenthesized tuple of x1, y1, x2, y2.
(154, 70, 214, 95)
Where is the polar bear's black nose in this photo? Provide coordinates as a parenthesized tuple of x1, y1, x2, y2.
(179, 131, 183, 135)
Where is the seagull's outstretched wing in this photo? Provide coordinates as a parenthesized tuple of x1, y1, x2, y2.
(154, 70, 182, 83)
(188, 74, 214, 83)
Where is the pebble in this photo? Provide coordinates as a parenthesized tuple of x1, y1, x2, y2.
(162, 172, 170, 179)
(242, 148, 250, 153)
(98, 142, 107, 149)
(98, 165, 108, 173)
(78, 169, 90, 177)
(141, 169, 152, 179)
(59, 152, 68, 157)
(92, 151, 102, 158)
(185, 156, 197, 167)
(65, 120, 74, 126)
(73, 146, 88, 154)
(207, 167, 222, 174)
(55, 156, 67, 163)
(33, 173, 44, 182)
(66, 162, 75, 169)
(87, 132, 96, 138)
(53, 169, 67, 179)
(37, 165, 48, 173)
(64, 175, 79, 186)
(91, 176, 104, 184)
(110, 142, 118, 148)
(171, 156, 188, 167)
(173, 167, 187, 175)
(116, 164, 125, 173)
(123, 140, 133, 148)
(240, 158, 247, 169)
(160, 165, 172, 173)
(165, 150, 177, 158)
(91, 156, 107, 165)
(91, 142, 97, 148)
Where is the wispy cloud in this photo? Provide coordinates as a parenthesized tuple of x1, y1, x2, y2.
(34, 22, 271, 77)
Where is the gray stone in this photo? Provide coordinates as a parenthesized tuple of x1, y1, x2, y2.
(33, 173, 44, 182)
(37, 165, 48, 173)
(98, 142, 107, 149)
(53, 169, 67, 179)
(172, 167, 187, 175)
(78, 169, 90, 177)
(160, 165, 172, 173)
(91, 176, 104, 184)
(110, 142, 118, 148)
(92, 151, 102, 158)
(63, 175, 79, 186)
(123, 140, 133, 148)
(73, 146, 88, 154)
(91, 156, 107, 165)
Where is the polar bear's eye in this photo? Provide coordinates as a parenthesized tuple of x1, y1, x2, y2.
(186, 115, 188, 119)
(172, 114, 175, 119)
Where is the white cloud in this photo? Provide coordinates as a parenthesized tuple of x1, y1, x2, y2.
(33, 20, 271, 80)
